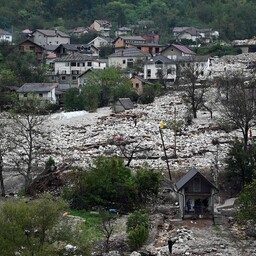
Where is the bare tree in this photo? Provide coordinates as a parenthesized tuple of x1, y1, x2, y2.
(177, 57, 209, 118)
(7, 98, 50, 193)
(216, 71, 256, 150)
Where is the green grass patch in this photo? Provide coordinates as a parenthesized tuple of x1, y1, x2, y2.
(69, 210, 104, 242)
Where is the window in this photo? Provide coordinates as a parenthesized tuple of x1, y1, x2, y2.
(24, 93, 27, 98)
(39, 93, 43, 97)
(147, 69, 151, 78)
(127, 58, 133, 68)
(123, 60, 126, 64)
(71, 62, 76, 66)
(29, 46, 35, 51)
(72, 76, 77, 80)
(61, 76, 66, 80)
(87, 61, 92, 67)
(135, 83, 139, 88)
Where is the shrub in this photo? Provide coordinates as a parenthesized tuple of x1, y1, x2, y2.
(126, 209, 149, 250)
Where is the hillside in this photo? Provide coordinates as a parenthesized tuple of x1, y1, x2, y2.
(1, 0, 256, 43)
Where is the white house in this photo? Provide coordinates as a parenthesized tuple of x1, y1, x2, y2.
(54, 52, 107, 87)
(32, 29, 70, 46)
(143, 55, 176, 82)
(161, 44, 196, 60)
(88, 36, 113, 48)
(108, 47, 150, 69)
(89, 20, 112, 36)
(17, 83, 58, 104)
(0, 28, 12, 42)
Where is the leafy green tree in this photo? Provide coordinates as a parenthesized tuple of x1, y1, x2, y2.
(81, 67, 134, 109)
(135, 164, 161, 204)
(126, 209, 149, 251)
(225, 139, 256, 192)
(237, 179, 256, 224)
(64, 87, 84, 111)
(138, 83, 161, 104)
(0, 194, 83, 256)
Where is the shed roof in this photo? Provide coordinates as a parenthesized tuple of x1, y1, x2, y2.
(118, 98, 134, 109)
(17, 83, 58, 93)
(175, 167, 217, 191)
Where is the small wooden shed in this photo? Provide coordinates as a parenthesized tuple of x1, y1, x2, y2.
(113, 98, 134, 113)
(175, 167, 218, 220)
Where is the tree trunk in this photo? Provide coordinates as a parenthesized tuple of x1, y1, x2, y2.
(0, 154, 5, 196)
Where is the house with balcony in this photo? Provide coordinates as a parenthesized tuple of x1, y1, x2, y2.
(113, 35, 161, 56)
(143, 55, 176, 82)
(54, 52, 107, 88)
(32, 29, 70, 46)
(108, 47, 150, 69)
(89, 20, 112, 36)
(18, 39, 45, 62)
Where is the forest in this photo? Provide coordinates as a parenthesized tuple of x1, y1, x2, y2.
(1, 0, 256, 44)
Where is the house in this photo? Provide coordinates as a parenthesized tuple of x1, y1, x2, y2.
(108, 47, 150, 69)
(32, 29, 70, 46)
(0, 28, 12, 42)
(17, 83, 58, 104)
(113, 35, 161, 55)
(54, 44, 99, 57)
(130, 75, 152, 96)
(173, 27, 219, 44)
(113, 98, 134, 113)
(176, 55, 210, 80)
(88, 36, 113, 48)
(71, 27, 88, 37)
(89, 20, 112, 36)
(143, 55, 176, 82)
(175, 167, 218, 220)
(18, 39, 45, 62)
(161, 44, 195, 60)
(232, 37, 256, 53)
(115, 27, 132, 37)
(54, 52, 107, 87)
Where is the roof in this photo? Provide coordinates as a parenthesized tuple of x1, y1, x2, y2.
(145, 55, 176, 64)
(113, 36, 146, 43)
(162, 44, 195, 55)
(131, 75, 152, 84)
(43, 44, 59, 51)
(176, 55, 209, 62)
(0, 28, 11, 35)
(17, 83, 58, 93)
(55, 52, 95, 62)
(18, 39, 45, 49)
(33, 29, 70, 38)
(175, 167, 217, 191)
(94, 20, 112, 27)
(117, 98, 134, 109)
(109, 48, 150, 58)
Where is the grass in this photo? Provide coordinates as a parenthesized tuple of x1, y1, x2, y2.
(69, 210, 104, 243)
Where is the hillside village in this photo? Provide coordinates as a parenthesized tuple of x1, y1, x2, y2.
(2, 21, 256, 255)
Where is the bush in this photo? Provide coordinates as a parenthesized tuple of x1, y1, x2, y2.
(126, 209, 149, 250)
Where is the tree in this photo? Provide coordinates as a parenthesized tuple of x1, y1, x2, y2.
(0, 194, 68, 256)
(63, 87, 84, 111)
(237, 179, 256, 224)
(216, 71, 256, 150)
(126, 209, 149, 251)
(166, 107, 184, 157)
(81, 67, 134, 109)
(225, 139, 256, 191)
(8, 98, 50, 193)
(177, 58, 208, 118)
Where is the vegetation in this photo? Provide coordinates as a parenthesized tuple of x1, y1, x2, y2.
(1, 1, 256, 44)
(237, 179, 256, 224)
(63, 156, 161, 212)
(0, 194, 91, 256)
(126, 209, 149, 251)
(225, 139, 256, 192)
